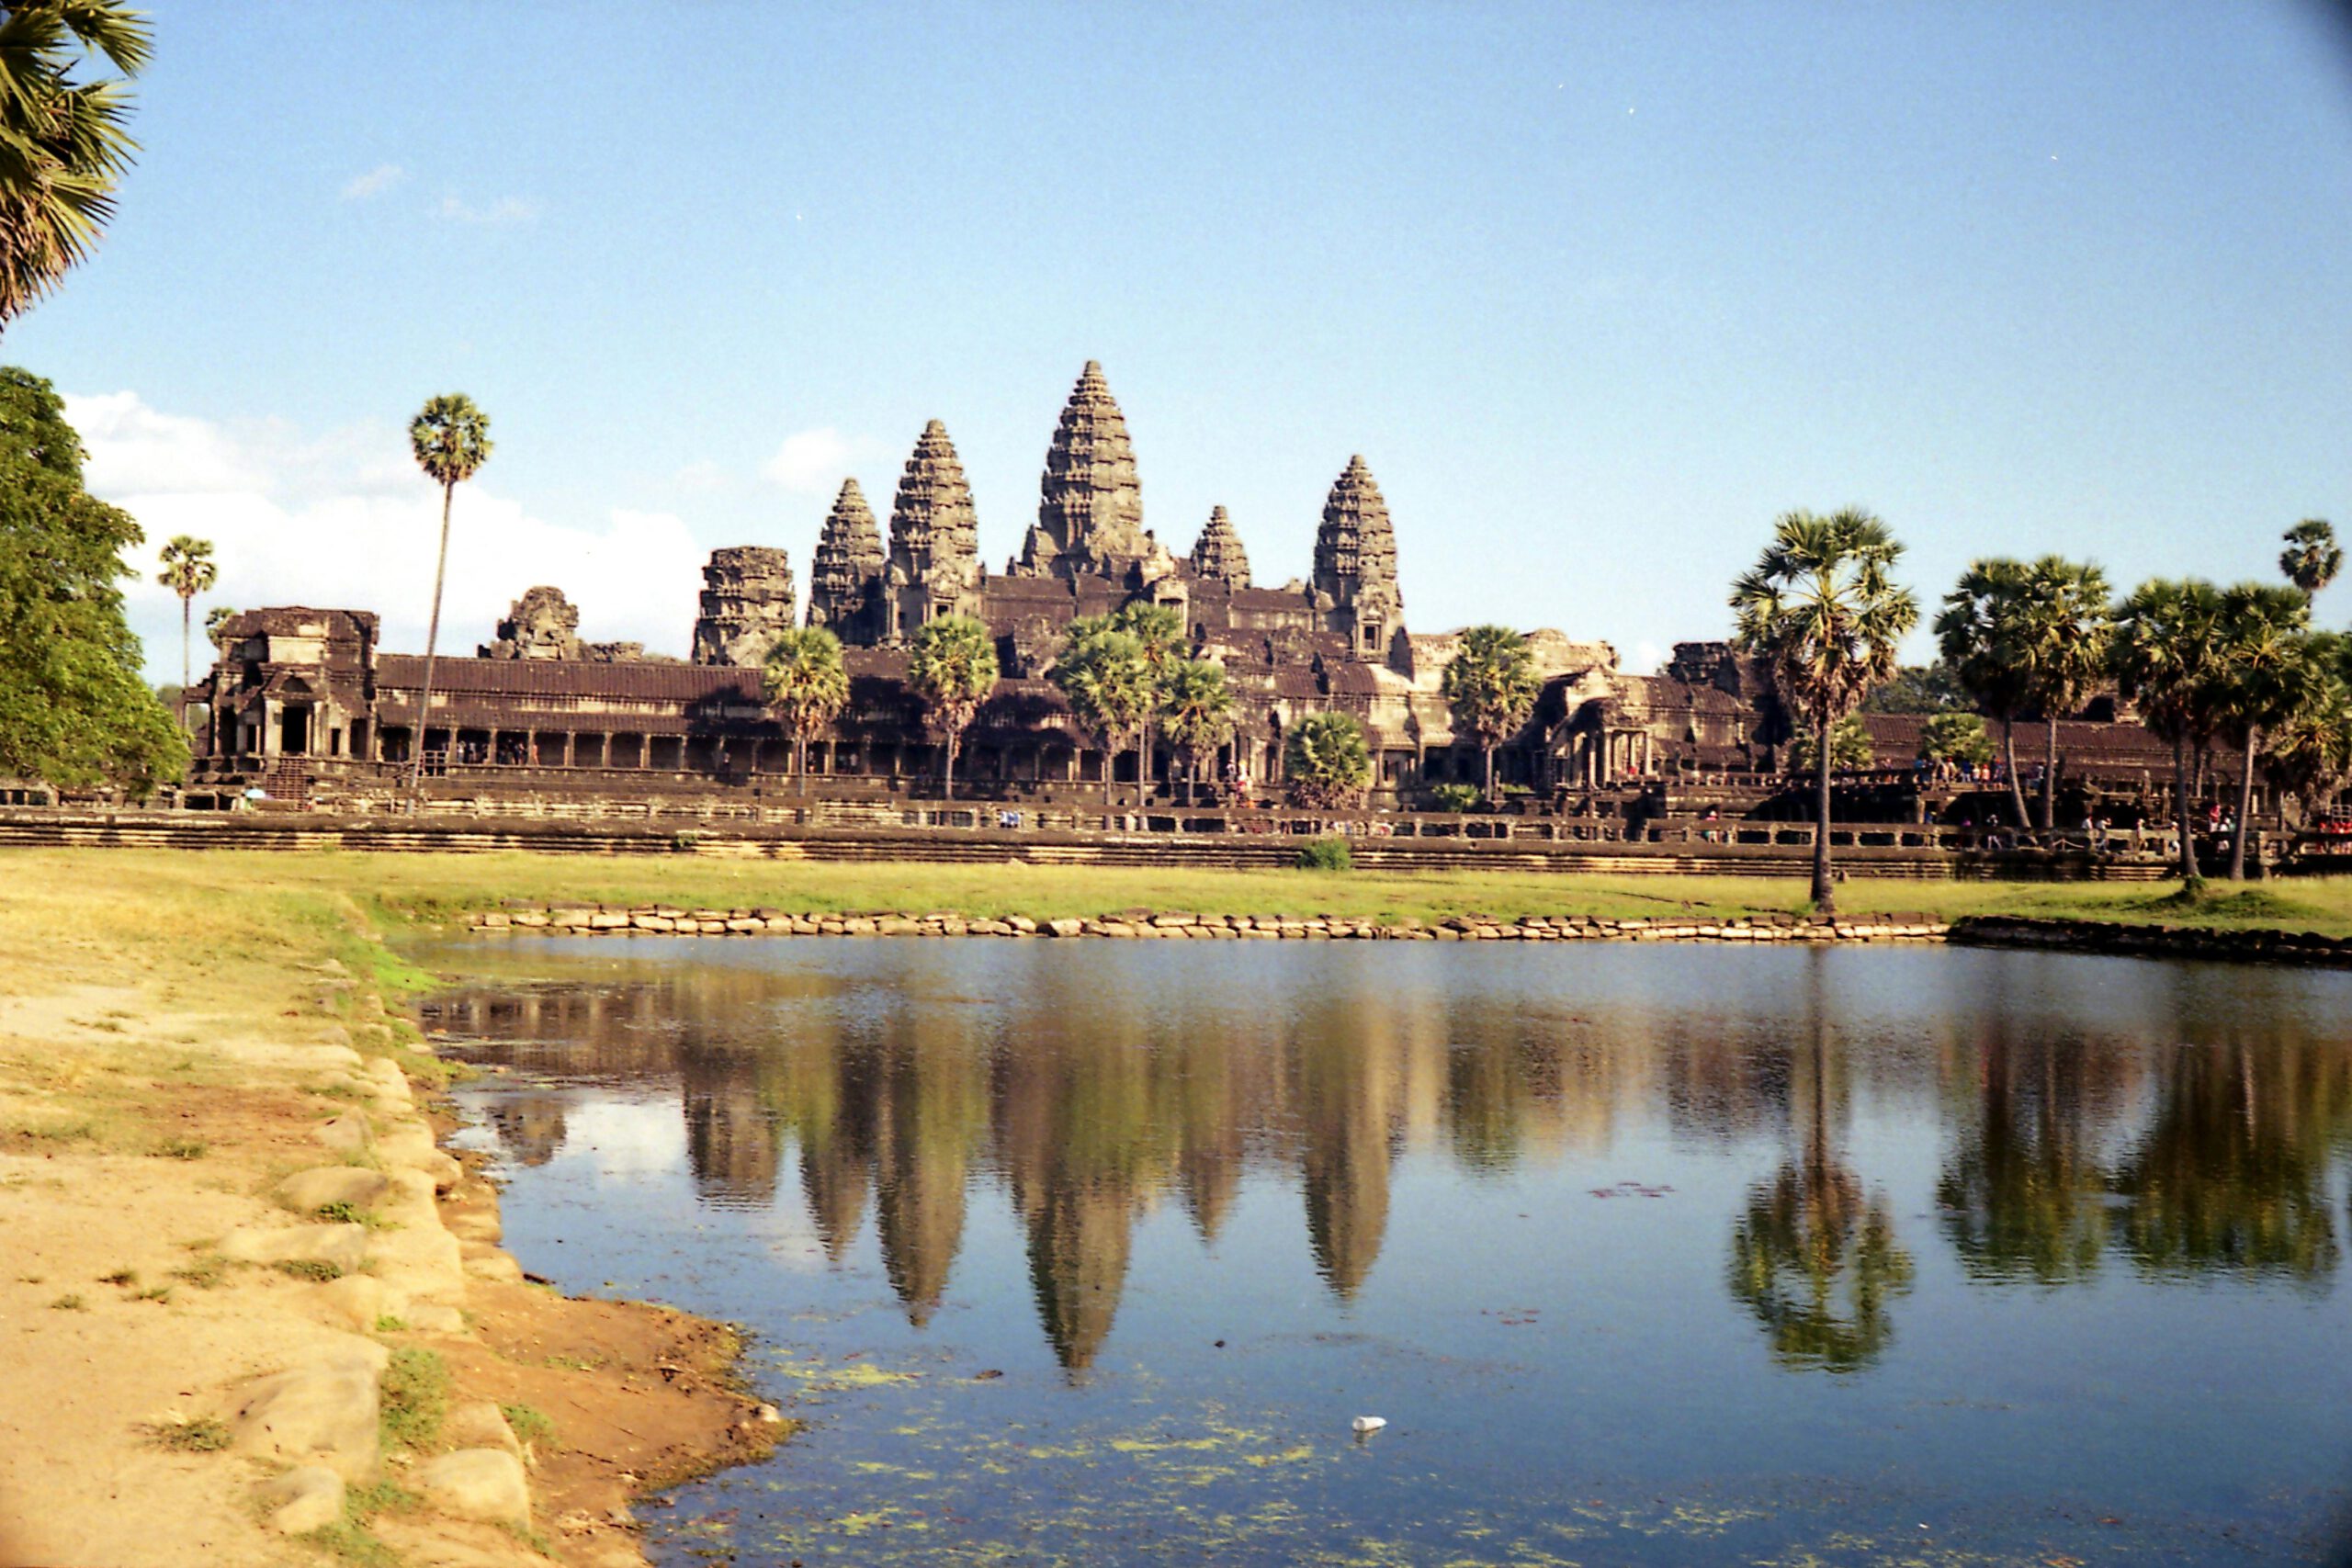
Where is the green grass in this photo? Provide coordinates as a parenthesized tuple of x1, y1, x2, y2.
(48, 1293, 85, 1311)
(171, 1253, 229, 1290)
(379, 1346, 450, 1451)
(501, 1402, 557, 1450)
(151, 1137, 208, 1160)
(273, 1258, 343, 1282)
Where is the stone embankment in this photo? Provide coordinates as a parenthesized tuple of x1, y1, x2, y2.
(467, 904, 1951, 943)
(1950, 914, 2352, 967)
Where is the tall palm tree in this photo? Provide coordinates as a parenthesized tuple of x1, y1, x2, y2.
(2213, 582, 2312, 880)
(2111, 579, 2230, 884)
(154, 534, 215, 691)
(1048, 616, 1155, 807)
(1111, 600, 1184, 805)
(2278, 519, 2341, 600)
(762, 626, 849, 784)
(1934, 558, 2036, 833)
(1731, 508, 1919, 916)
(905, 615, 998, 801)
(0, 1, 150, 330)
(1158, 659, 1237, 805)
(407, 393, 492, 796)
(2017, 557, 2113, 836)
(2260, 634, 2351, 833)
(1440, 624, 1539, 805)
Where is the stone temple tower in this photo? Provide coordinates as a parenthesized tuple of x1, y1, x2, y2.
(883, 420, 984, 643)
(1018, 361, 1169, 583)
(692, 547, 797, 667)
(1312, 456, 1404, 662)
(806, 478, 886, 642)
(1187, 505, 1250, 589)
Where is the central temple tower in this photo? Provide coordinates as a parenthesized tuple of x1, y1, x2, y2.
(1016, 361, 1170, 583)
(1312, 455, 1405, 662)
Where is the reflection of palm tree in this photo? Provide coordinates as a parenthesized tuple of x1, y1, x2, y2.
(2112, 1042, 2342, 1282)
(1725, 955, 1913, 1372)
(1296, 992, 1398, 1300)
(1936, 1024, 2113, 1285)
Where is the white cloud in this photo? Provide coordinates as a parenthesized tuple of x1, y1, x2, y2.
(762, 426, 880, 495)
(1632, 640, 1665, 674)
(436, 194, 539, 226)
(340, 163, 405, 201)
(66, 391, 706, 681)
(673, 459, 729, 494)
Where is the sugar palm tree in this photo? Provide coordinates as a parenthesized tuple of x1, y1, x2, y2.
(2213, 583, 2312, 880)
(2016, 557, 2113, 837)
(0, 1, 151, 330)
(762, 626, 849, 784)
(2111, 579, 2230, 884)
(1158, 659, 1237, 805)
(1111, 600, 1185, 804)
(1934, 558, 2036, 833)
(2260, 634, 2351, 833)
(1731, 508, 1919, 916)
(1284, 711, 1373, 809)
(154, 534, 215, 691)
(407, 393, 493, 795)
(1048, 616, 1155, 807)
(2279, 519, 2341, 599)
(1440, 624, 1540, 805)
(905, 614, 998, 801)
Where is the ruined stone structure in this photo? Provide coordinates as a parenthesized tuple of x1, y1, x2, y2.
(184, 358, 2194, 824)
(690, 547, 797, 668)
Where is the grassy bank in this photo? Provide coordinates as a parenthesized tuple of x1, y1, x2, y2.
(6, 848, 2350, 944)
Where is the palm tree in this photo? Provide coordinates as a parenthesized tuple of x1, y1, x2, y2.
(2111, 579, 2230, 884)
(1048, 616, 1155, 807)
(2260, 635, 2351, 833)
(2279, 519, 2341, 599)
(1731, 508, 1920, 916)
(0, 1, 151, 330)
(1284, 711, 1373, 809)
(407, 393, 493, 795)
(1440, 624, 1539, 805)
(203, 603, 235, 649)
(1111, 600, 1185, 805)
(905, 615, 998, 801)
(2213, 583, 2312, 880)
(2016, 557, 2113, 837)
(762, 626, 849, 784)
(1158, 659, 1237, 804)
(1933, 558, 2036, 833)
(154, 535, 216, 691)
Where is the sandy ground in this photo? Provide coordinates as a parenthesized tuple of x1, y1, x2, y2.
(0, 968, 777, 1568)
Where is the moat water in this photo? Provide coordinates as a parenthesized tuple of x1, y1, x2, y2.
(416, 938, 2352, 1567)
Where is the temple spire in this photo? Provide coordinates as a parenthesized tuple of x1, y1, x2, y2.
(884, 421, 983, 642)
(808, 478, 885, 638)
(1187, 504, 1250, 589)
(1020, 360, 1154, 581)
(1312, 455, 1404, 659)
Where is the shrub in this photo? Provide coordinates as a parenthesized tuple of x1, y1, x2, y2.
(275, 1258, 344, 1282)
(1297, 836, 1353, 872)
(1428, 782, 1481, 813)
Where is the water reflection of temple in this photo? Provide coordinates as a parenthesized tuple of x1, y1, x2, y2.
(427, 953, 2352, 1375)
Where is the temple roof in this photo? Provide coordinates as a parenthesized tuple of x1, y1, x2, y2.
(808, 478, 885, 610)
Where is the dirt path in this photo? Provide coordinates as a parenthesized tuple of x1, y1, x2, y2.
(0, 872, 782, 1568)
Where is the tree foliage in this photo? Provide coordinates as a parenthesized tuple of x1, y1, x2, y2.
(0, 365, 181, 791)
(1284, 710, 1372, 808)
(2213, 582, 2312, 879)
(1918, 711, 1994, 766)
(1048, 615, 1156, 804)
(906, 614, 998, 799)
(761, 625, 848, 780)
(0, 1, 151, 329)
(1860, 660, 1968, 715)
(1787, 715, 1872, 773)
(2111, 579, 2230, 882)
(1440, 624, 1539, 802)
(405, 392, 492, 790)
(1157, 657, 1236, 793)
(1731, 507, 1918, 913)
(2279, 518, 2341, 599)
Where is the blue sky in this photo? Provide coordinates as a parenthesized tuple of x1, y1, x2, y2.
(13, 2, 2351, 679)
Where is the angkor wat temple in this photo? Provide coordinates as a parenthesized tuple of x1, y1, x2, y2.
(186, 361, 2176, 819)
